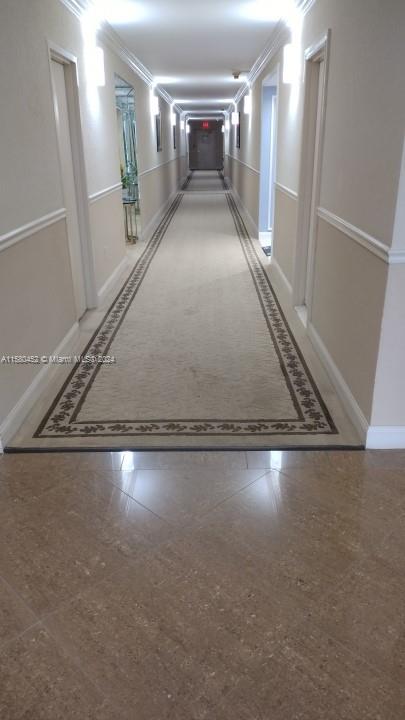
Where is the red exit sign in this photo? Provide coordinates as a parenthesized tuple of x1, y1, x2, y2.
(202, 121, 209, 129)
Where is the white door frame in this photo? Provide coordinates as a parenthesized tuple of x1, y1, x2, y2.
(267, 92, 278, 232)
(259, 64, 280, 241)
(293, 30, 331, 317)
(47, 41, 97, 309)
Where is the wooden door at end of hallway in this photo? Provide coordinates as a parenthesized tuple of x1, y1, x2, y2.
(51, 59, 86, 320)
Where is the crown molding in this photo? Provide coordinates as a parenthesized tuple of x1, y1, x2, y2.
(58, 0, 83, 19)
(230, 20, 289, 111)
(231, 0, 319, 109)
(57, 0, 181, 112)
(297, 0, 318, 15)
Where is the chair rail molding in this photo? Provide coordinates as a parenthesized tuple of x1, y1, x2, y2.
(275, 182, 298, 201)
(138, 156, 184, 177)
(226, 154, 260, 175)
(0, 209, 67, 253)
(317, 207, 405, 265)
(89, 182, 122, 203)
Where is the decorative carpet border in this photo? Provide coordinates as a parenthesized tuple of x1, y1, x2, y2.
(34, 189, 337, 438)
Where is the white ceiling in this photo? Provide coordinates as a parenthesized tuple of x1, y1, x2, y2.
(97, 0, 288, 112)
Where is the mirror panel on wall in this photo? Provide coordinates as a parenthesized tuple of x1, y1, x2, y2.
(115, 74, 141, 243)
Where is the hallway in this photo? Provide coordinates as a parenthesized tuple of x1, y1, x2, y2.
(1, 0, 405, 717)
(9, 170, 358, 449)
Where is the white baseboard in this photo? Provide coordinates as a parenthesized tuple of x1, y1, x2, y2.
(140, 188, 179, 244)
(366, 426, 405, 449)
(226, 179, 259, 239)
(0, 322, 79, 451)
(307, 321, 368, 442)
(270, 256, 293, 296)
(97, 255, 128, 306)
(259, 231, 272, 245)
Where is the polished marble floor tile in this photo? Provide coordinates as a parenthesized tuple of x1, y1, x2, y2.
(0, 625, 116, 719)
(30, 471, 176, 555)
(0, 448, 404, 718)
(317, 556, 405, 686)
(108, 466, 266, 525)
(75, 449, 248, 471)
(214, 623, 403, 719)
(246, 449, 369, 471)
(165, 470, 367, 602)
(0, 459, 79, 514)
(0, 577, 36, 649)
(44, 552, 285, 718)
(0, 499, 125, 616)
(0, 452, 80, 477)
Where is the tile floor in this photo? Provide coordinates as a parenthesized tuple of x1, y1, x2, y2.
(0, 449, 404, 718)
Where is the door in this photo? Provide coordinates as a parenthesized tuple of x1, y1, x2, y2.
(304, 59, 325, 308)
(51, 59, 86, 319)
(259, 83, 278, 239)
(189, 123, 222, 170)
(268, 93, 278, 232)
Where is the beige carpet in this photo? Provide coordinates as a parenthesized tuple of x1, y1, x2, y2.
(10, 173, 362, 449)
(184, 170, 226, 192)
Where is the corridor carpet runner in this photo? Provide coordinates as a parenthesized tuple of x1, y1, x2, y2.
(12, 174, 360, 449)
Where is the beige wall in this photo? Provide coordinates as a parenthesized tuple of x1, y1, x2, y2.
(225, 156, 260, 232)
(311, 219, 388, 421)
(0, 0, 184, 431)
(272, 188, 297, 286)
(227, 0, 405, 435)
(0, 221, 76, 423)
(89, 190, 126, 292)
(371, 263, 405, 427)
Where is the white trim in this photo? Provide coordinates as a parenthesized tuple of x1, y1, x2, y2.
(97, 255, 129, 305)
(89, 182, 122, 203)
(0, 209, 67, 253)
(228, 183, 259, 239)
(307, 321, 368, 441)
(366, 426, 405, 450)
(389, 249, 405, 264)
(232, 22, 289, 109)
(270, 256, 293, 296)
(293, 30, 331, 310)
(58, 0, 82, 19)
(317, 207, 405, 265)
(138, 156, 183, 178)
(57, 0, 181, 113)
(0, 323, 79, 451)
(139, 187, 180, 243)
(226, 154, 260, 175)
(48, 40, 98, 309)
(298, 0, 318, 14)
(259, 231, 272, 244)
(275, 182, 298, 201)
(295, 304, 308, 328)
